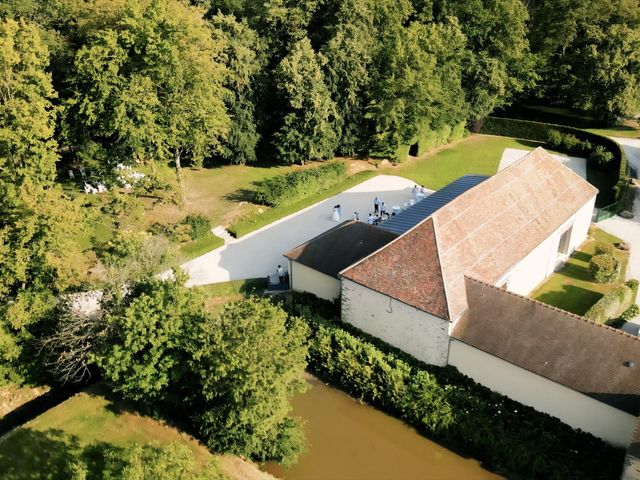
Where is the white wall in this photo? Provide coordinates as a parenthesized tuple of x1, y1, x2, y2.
(500, 196, 596, 295)
(290, 261, 341, 300)
(449, 339, 637, 447)
(341, 278, 450, 366)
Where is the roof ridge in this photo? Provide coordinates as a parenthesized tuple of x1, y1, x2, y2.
(432, 215, 452, 320)
(464, 276, 640, 342)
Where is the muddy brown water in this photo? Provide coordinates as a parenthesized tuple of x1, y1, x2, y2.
(263, 375, 502, 480)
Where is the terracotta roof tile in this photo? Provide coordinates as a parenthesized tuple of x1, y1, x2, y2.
(454, 277, 640, 415)
(340, 217, 449, 319)
(341, 148, 598, 320)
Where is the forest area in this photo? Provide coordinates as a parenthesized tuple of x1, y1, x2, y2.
(1, 0, 639, 477)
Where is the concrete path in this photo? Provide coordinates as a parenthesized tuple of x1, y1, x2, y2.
(611, 137, 640, 177)
(498, 148, 587, 179)
(179, 175, 423, 286)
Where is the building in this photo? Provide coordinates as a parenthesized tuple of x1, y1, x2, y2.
(283, 147, 640, 448)
(284, 220, 397, 301)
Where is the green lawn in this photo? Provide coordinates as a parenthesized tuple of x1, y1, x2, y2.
(178, 234, 224, 262)
(586, 120, 640, 139)
(0, 385, 219, 479)
(531, 228, 628, 316)
(388, 135, 546, 190)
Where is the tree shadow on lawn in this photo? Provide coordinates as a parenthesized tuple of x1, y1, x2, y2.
(0, 428, 77, 479)
(535, 284, 603, 316)
(0, 427, 129, 480)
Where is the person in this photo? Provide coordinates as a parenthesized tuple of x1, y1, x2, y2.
(373, 196, 380, 214)
(380, 201, 387, 216)
(412, 185, 418, 197)
(277, 265, 285, 284)
(353, 211, 359, 221)
(332, 205, 340, 222)
(367, 213, 374, 224)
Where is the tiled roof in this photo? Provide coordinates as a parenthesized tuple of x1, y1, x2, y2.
(340, 217, 449, 319)
(379, 175, 488, 235)
(454, 277, 640, 415)
(342, 148, 598, 320)
(284, 221, 398, 279)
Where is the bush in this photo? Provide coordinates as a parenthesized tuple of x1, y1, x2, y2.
(620, 304, 640, 321)
(594, 242, 616, 256)
(254, 162, 347, 207)
(584, 284, 635, 323)
(547, 129, 563, 149)
(589, 145, 614, 168)
(183, 214, 211, 240)
(588, 253, 620, 283)
(281, 294, 623, 480)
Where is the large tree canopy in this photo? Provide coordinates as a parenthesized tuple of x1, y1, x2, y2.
(0, 18, 81, 384)
(65, 0, 229, 177)
(272, 37, 338, 163)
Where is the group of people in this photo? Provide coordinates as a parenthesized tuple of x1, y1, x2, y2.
(333, 186, 429, 225)
(366, 196, 390, 225)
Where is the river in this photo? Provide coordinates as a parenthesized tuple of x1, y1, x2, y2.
(263, 375, 502, 480)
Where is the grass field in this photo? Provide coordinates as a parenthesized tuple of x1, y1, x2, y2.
(532, 228, 628, 316)
(387, 135, 545, 190)
(0, 385, 220, 480)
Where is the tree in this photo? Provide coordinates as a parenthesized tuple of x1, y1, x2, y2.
(527, 0, 640, 122)
(94, 273, 206, 405)
(0, 18, 82, 384)
(70, 442, 224, 480)
(65, 0, 229, 191)
(272, 37, 338, 163)
(365, 20, 468, 157)
(210, 14, 265, 164)
(434, 0, 535, 119)
(187, 297, 309, 466)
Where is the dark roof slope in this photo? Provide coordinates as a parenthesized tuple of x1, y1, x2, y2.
(340, 217, 450, 319)
(284, 220, 398, 279)
(454, 277, 640, 415)
(379, 175, 488, 235)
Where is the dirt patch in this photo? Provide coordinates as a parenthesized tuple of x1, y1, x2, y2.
(217, 455, 279, 480)
(0, 386, 50, 419)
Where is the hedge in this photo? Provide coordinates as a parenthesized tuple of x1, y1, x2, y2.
(254, 161, 347, 207)
(280, 293, 624, 480)
(584, 282, 636, 323)
(594, 242, 617, 256)
(409, 122, 467, 158)
(589, 253, 620, 283)
(475, 117, 629, 207)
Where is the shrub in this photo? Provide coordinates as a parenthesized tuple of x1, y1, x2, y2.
(588, 253, 620, 283)
(547, 129, 563, 149)
(584, 284, 635, 323)
(589, 145, 614, 168)
(254, 162, 347, 207)
(280, 294, 623, 480)
(560, 133, 581, 152)
(620, 304, 640, 321)
(594, 242, 616, 256)
(183, 214, 211, 240)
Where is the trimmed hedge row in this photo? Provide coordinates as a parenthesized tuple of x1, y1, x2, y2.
(409, 122, 467, 158)
(475, 117, 629, 206)
(584, 280, 637, 323)
(589, 253, 621, 283)
(254, 161, 346, 207)
(281, 294, 624, 480)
